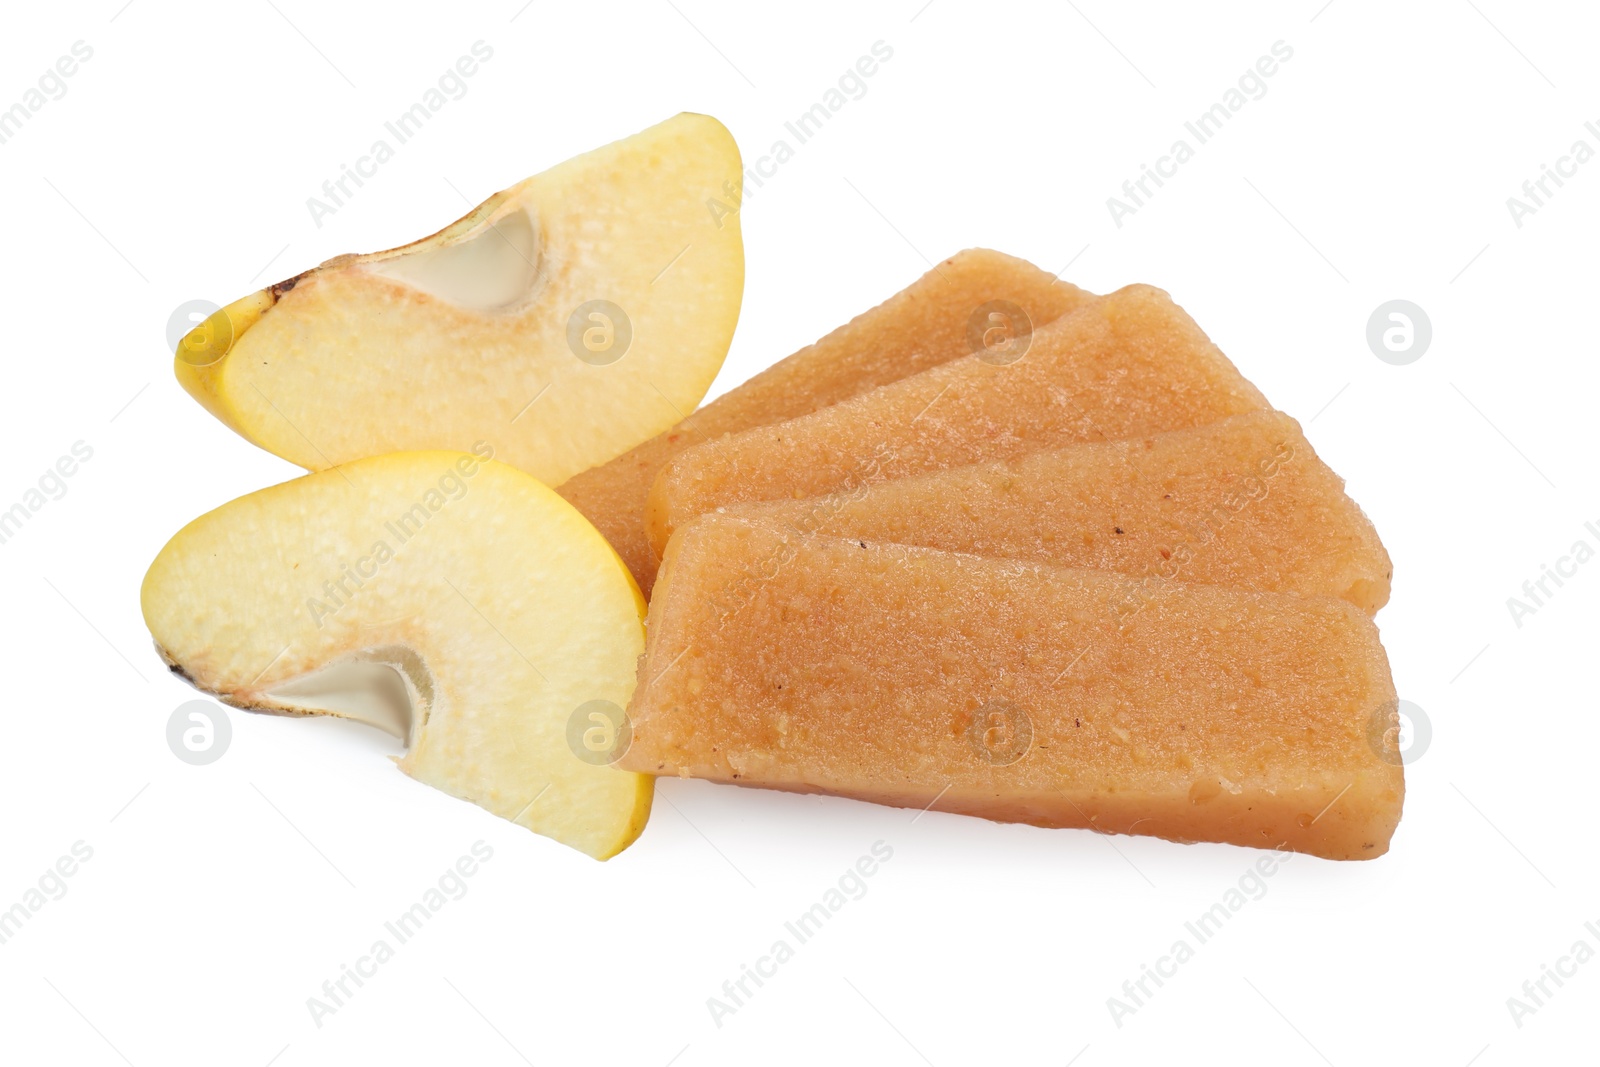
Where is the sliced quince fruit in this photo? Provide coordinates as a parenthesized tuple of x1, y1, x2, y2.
(140, 450, 651, 859)
(176, 113, 743, 487)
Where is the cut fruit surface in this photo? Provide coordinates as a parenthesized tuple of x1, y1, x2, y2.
(720, 410, 1393, 612)
(621, 516, 1404, 860)
(175, 113, 744, 488)
(556, 249, 1091, 595)
(141, 451, 651, 860)
(646, 285, 1270, 557)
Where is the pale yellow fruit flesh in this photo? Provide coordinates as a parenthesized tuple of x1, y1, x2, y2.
(175, 113, 744, 487)
(622, 516, 1404, 861)
(140, 452, 651, 860)
(556, 249, 1093, 596)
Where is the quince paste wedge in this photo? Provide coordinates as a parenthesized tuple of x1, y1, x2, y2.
(646, 284, 1269, 558)
(620, 515, 1404, 860)
(721, 409, 1392, 612)
(557, 248, 1090, 595)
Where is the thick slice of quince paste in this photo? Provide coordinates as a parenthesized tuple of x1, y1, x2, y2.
(621, 516, 1404, 860)
(720, 409, 1392, 612)
(558, 248, 1090, 595)
(646, 284, 1269, 558)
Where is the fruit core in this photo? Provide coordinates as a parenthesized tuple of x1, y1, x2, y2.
(257, 646, 434, 747)
(363, 204, 542, 313)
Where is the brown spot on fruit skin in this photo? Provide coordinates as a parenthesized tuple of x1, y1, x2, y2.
(268, 271, 307, 302)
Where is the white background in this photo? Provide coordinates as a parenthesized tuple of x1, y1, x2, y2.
(1, 1, 1595, 1064)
